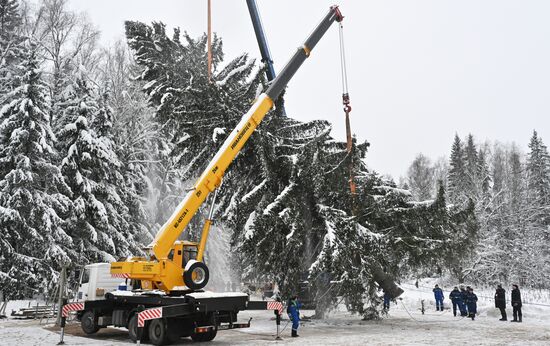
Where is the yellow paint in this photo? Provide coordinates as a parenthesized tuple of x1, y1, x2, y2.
(197, 219, 212, 262)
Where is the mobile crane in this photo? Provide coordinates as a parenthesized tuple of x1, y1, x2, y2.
(63, 5, 345, 345)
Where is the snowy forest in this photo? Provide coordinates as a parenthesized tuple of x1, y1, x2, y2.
(0, 0, 548, 320)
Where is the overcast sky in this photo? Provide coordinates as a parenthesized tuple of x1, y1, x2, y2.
(67, 0, 550, 179)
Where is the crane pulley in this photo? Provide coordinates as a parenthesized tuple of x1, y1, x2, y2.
(338, 22, 356, 196)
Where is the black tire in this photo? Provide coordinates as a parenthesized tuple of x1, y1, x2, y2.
(149, 318, 169, 346)
(128, 313, 150, 343)
(81, 310, 100, 335)
(183, 261, 209, 290)
(191, 328, 217, 342)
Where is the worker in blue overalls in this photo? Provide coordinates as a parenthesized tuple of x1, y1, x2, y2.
(433, 284, 444, 311)
(287, 296, 302, 337)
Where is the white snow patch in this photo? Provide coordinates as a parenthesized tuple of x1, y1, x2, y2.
(212, 127, 226, 142)
(374, 185, 413, 197)
(241, 179, 267, 204)
(243, 210, 257, 240)
(263, 182, 295, 215)
(216, 64, 249, 86)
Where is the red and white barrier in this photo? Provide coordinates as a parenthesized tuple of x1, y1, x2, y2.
(266, 301, 283, 313)
(138, 307, 163, 327)
(62, 302, 85, 317)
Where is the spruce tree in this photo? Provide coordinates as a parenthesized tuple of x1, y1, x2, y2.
(526, 130, 550, 208)
(0, 0, 23, 103)
(125, 20, 471, 319)
(58, 75, 138, 263)
(448, 134, 465, 204)
(0, 45, 72, 298)
(464, 134, 479, 198)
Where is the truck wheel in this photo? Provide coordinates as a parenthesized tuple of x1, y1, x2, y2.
(184, 261, 209, 290)
(149, 318, 169, 346)
(191, 328, 217, 342)
(81, 311, 100, 334)
(128, 314, 149, 342)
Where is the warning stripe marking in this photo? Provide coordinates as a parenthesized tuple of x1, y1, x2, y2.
(266, 301, 283, 313)
(62, 302, 84, 317)
(111, 273, 131, 278)
(138, 307, 163, 327)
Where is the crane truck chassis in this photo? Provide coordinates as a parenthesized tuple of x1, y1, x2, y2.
(61, 5, 345, 345)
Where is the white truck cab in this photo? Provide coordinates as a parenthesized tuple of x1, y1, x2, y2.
(77, 263, 126, 301)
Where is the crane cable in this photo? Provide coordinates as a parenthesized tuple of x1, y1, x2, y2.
(338, 23, 357, 197)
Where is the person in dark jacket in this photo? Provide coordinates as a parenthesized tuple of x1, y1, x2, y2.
(287, 296, 302, 337)
(433, 284, 444, 311)
(510, 284, 522, 322)
(449, 287, 462, 317)
(465, 287, 478, 320)
(383, 289, 391, 310)
(459, 286, 468, 316)
(494, 284, 507, 321)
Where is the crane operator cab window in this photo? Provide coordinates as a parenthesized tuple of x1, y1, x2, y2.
(182, 245, 198, 268)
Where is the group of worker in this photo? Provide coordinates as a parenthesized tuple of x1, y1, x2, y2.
(445, 285, 478, 319)
(286, 282, 525, 338)
(435, 283, 523, 322)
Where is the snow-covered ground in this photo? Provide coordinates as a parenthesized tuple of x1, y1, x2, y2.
(2, 283, 549, 345)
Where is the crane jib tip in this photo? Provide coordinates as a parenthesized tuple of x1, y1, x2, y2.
(331, 5, 344, 22)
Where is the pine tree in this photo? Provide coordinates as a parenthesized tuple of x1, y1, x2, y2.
(0, 45, 72, 298)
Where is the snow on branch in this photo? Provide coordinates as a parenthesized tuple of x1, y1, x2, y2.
(263, 182, 296, 216)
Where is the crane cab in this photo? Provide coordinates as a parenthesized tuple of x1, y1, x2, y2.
(168, 241, 199, 269)
(110, 240, 210, 292)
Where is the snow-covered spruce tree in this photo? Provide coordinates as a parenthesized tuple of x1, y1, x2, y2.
(463, 134, 479, 198)
(58, 74, 140, 263)
(124, 20, 475, 318)
(0, 0, 23, 103)
(503, 144, 542, 286)
(474, 144, 510, 284)
(0, 44, 72, 298)
(476, 147, 491, 204)
(448, 134, 466, 204)
(125, 21, 265, 237)
(524, 130, 550, 286)
(526, 130, 550, 211)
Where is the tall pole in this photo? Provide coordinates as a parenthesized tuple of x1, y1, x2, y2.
(207, 0, 213, 82)
(56, 266, 67, 326)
